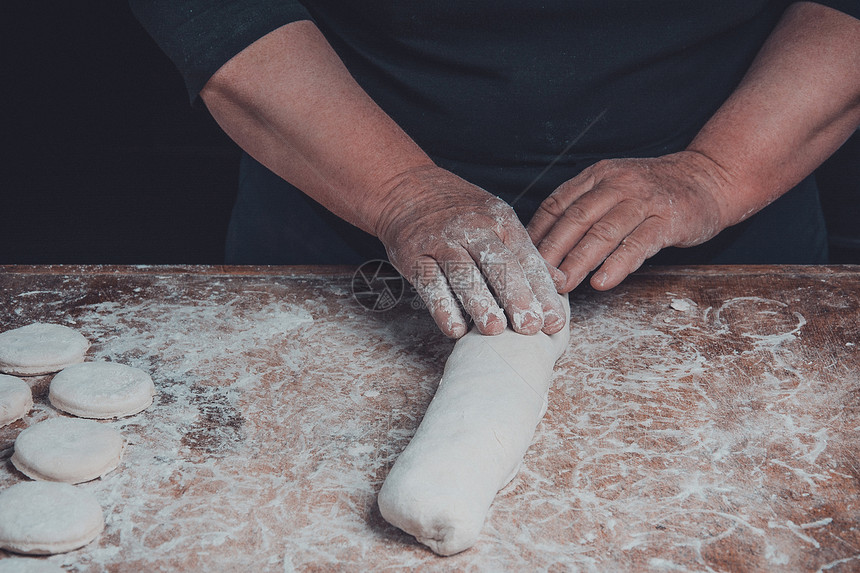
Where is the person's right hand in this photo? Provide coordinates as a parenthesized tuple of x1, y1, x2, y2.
(374, 166, 567, 339)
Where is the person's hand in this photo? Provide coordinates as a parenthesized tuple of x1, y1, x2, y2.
(374, 166, 567, 339)
(527, 151, 730, 292)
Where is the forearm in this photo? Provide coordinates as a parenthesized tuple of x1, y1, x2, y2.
(688, 2, 860, 227)
(200, 19, 565, 337)
(199, 20, 434, 236)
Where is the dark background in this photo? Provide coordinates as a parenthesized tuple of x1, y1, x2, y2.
(2, 3, 858, 265)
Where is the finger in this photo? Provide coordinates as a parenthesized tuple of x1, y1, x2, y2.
(590, 217, 666, 291)
(436, 248, 508, 335)
(546, 263, 566, 291)
(464, 236, 543, 335)
(527, 172, 598, 247)
(556, 199, 647, 291)
(519, 250, 568, 334)
(409, 256, 469, 338)
(504, 228, 568, 334)
(533, 180, 621, 270)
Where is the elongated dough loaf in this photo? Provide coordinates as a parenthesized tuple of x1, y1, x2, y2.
(378, 294, 570, 555)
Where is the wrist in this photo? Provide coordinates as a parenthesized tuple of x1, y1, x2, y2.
(370, 164, 451, 242)
(680, 148, 748, 230)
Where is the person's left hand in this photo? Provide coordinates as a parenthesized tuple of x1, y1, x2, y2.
(527, 151, 731, 292)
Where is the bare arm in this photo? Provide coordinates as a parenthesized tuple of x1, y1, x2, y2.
(690, 2, 860, 224)
(200, 21, 431, 235)
(200, 21, 566, 337)
(529, 2, 860, 291)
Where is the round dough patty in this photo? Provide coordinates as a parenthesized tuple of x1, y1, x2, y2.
(11, 417, 125, 484)
(0, 558, 66, 572)
(0, 481, 104, 555)
(49, 361, 155, 419)
(0, 324, 89, 376)
(0, 374, 33, 427)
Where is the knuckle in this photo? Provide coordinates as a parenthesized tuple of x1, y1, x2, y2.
(498, 201, 518, 218)
(538, 235, 565, 257)
(591, 159, 618, 176)
(444, 264, 479, 293)
(619, 234, 647, 254)
(520, 251, 548, 273)
(487, 199, 518, 222)
(614, 247, 649, 274)
(537, 193, 568, 219)
(592, 159, 611, 172)
(560, 204, 591, 227)
(616, 234, 661, 269)
(433, 247, 459, 264)
(563, 245, 595, 269)
(588, 219, 623, 244)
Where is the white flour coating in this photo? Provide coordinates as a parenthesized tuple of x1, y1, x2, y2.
(0, 272, 856, 570)
(80, 295, 314, 383)
(510, 297, 545, 331)
(0, 558, 66, 572)
(378, 294, 571, 555)
(49, 361, 156, 419)
(0, 482, 104, 555)
(713, 296, 807, 349)
(0, 374, 32, 427)
(11, 417, 125, 484)
(412, 272, 468, 334)
(0, 287, 326, 568)
(0, 324, 89, 376)
(37, 283, 428, 570)
(519, 291, 844, 567)
(445, 261, 506, 332)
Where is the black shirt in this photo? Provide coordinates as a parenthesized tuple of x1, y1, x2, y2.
(129, 1, 859, 265)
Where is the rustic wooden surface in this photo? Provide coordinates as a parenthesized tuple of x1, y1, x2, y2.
(0, 265, 858, 572)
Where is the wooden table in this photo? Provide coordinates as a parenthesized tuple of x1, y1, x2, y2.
(0, 265, 858, 572)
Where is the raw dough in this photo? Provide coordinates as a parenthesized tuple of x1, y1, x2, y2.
(11, 417, 125, 484)
(0, 324, 89, 376)
(378, 294, 571, 555)
(49, 361, 155, 419)
(0, 481, 104, 555)
(0, 374, 33, 427)
(670, 298, 696, 312)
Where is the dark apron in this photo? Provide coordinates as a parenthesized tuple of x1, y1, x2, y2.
(225, 152, 828, 267)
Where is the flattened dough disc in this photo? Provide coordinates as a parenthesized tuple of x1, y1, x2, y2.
(49, 361, 155, 419)
(0, 558, 66, 572)
(0, 324, 89, 376)
(0, 481, 104, 555)
(0, 374, 33, 427)
(11, 417, 125, 484)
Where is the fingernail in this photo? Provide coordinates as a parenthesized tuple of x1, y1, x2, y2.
(450, 322, 467, 338)
(549, 266, 567, 289)
(474, 306, 507, 335)
(512, 309, 541, 333)
(543, 309, 563, 329)
(593, 271, 608, 288)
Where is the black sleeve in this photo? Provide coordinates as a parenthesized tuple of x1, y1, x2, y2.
(128, 0, 313, 103)
(808, 0, 860, 20)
